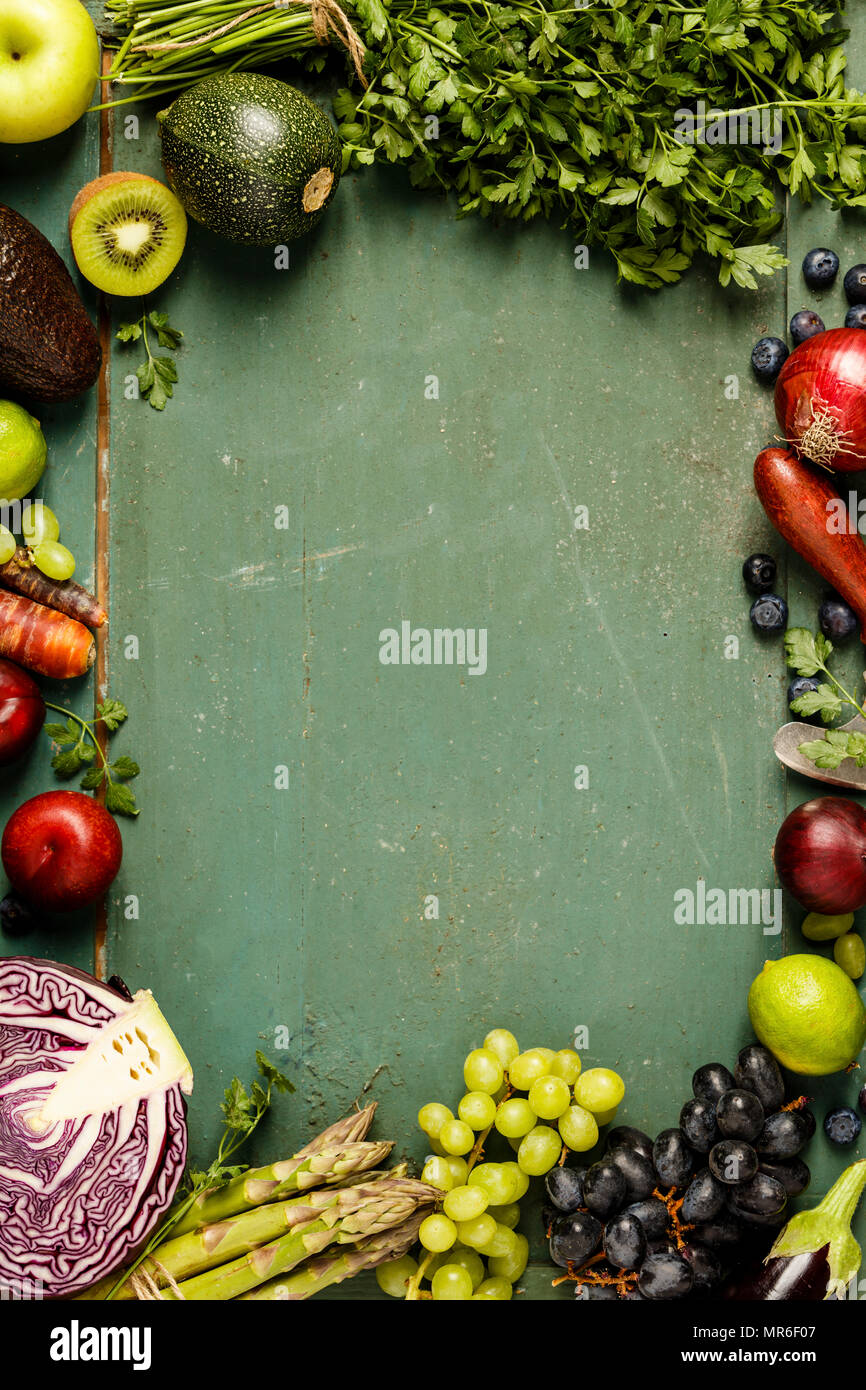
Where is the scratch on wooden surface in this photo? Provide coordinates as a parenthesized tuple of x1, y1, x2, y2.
(710, 728, 732, 828)
(544, 439, 711, 874)
(206, 545, 366, 588)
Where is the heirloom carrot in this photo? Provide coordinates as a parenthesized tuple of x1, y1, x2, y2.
(0, 591, 95, 679)
(0, 549, 107, 629)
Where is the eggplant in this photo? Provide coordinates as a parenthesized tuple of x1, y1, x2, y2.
(722, 1160, 866, 1300)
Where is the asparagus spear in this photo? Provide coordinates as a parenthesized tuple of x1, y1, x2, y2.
(237, 1212, 426, 1301)
(169, 1104, 383, 1238)
(159, 1177, 438, 1302)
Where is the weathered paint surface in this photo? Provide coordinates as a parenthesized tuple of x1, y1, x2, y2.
(0, 1, 863, 1299)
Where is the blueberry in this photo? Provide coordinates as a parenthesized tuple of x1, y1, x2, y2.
(824, 1105, 862, 1146)
(0, 892, 37, 936)
(845, 304, 866, 330)
(749, 594, 788, 635)
(742, 553, 776, 593)
(818, 597, 858, 643)
(802, 247, 839, 290)
(787, 675, 821, 721)
(845, 264, 866, 305)
(790, 309, 825, 345)
(751, 336, 789, 384)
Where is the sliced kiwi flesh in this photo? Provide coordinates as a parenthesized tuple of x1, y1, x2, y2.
(69, 173, 187, 297)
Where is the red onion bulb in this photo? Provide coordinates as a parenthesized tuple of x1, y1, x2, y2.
(774, 796, 866, 914)
(775, 328, 866, 472)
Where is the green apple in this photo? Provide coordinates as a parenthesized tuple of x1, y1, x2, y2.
(0, 0, 99, 144)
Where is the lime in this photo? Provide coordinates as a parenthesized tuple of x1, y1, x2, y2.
(0, 402, 46, 501)
(748, 955, 866, 1075)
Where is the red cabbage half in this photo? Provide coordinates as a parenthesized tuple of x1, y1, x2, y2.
(0, 956, 192, 1299)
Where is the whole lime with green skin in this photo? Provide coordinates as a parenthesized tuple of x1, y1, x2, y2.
(0, 401, 46, 501)
(749, 954, 866, 1075)
(157, 73, 342, 246)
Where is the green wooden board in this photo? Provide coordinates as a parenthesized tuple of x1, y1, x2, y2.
(2, 0, 866, 1301)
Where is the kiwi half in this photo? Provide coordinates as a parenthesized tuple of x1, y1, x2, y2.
(69, 173, 187, 297)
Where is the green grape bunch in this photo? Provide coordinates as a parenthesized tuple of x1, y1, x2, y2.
(375, 1028, 626, 1301)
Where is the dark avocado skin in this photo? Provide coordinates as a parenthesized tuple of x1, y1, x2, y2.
(158, 73, 342, 246)
(0, 205, 101, 403)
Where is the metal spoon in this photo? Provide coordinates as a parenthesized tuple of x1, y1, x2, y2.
(773, 713, 866, 790)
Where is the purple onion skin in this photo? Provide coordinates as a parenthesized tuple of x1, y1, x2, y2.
(774, 797, 866, 914)
(721, 1248, 832, 1300)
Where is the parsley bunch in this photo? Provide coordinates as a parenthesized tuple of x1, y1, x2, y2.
(117, 311, 183, 411)
(44, 698, 141, 817)
(785, 627, 866, 769)
(336, 0, 866, 287)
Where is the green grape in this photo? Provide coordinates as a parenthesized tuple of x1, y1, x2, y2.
(489, 1232, 529, 1283)
(574, 1067, 625, 1114)
(468, 1163, 515, 1205)
(458, 1091, 497, 1130)
(443, 1184, 489, 1222)
(517, 1125, 562, 1176)
(445, 1246, 485, 1289)
(419, 1214, 458, 1253)
(33, 540, 75, 582)
(508, 1049, 553, 1091)
(476, 1222, 519, 1260)
(443, 1156, 469, 1186)
(488, 1202, 520, 1229)
(483, 1027, 520, 1068)
(417, 1102, 453, 1140)
(0, 525, 15, 565)
(835, 931, 866, 980)
(439, 1119, 475, 1156)
(472, 1276, 513, 1300)
(549, 1048, 582, 1084)
(463, 1048, 504, 1095)
(21, 502, 59, 546)
(499, 1161, 529, 1200)
(528, 1075, 571, 1120)
(495, 1097, 536, 1139)
(558, 1104, 599, 1152)
(375, 1254, 418, 1297)
(456, 1213, 497, 1250)
(531, 1047, 556, 1062)
(593, 1105, 618, 1126)
(431, 1264, 474, 1300)
(421, 1156, 456, 1191)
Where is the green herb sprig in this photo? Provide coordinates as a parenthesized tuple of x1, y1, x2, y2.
(785, 627, 866, 769)
(117, 311, 183, 411)
(44, 698, 141, 817)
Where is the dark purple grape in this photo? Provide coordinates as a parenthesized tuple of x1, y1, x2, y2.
(638, 1252, 694, 1300)
(729, 1173, 787, 1217)
(541, 1202, 557, 1233)
(691, 1213, 745, 1250)
(607, 1146, 656, 1202)
(728, 1202, 789, 1230)
(692, 1062, 735, 1103)
(716, 1089, 764, 1141)
(681, 1168, 726, 1224)
(583, 1161, 627, 1219)
(709, 1138, 758, 1185)
(544, 1165, 586, 1213)
(603, 1212, 647, 1270)
(645, 1238, 679, 1257)
(624, 1197, 669, 1241)
(734, 1045, 784, 1112)
(755, 1110, 809, 1160)
(549, 1210, 602, 1269)
(681, 1241, 722, 1295)
(606, 1126, 654, 1163)
(574, 1283, 619, 1300)
(800, 1108, 816, 1140)
(653, 1128, 695, 1188)
(679, 1099, 718, 1153)
(758, 1158, 810, 1198)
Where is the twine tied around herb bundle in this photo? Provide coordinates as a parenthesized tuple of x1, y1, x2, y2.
(134, 0, 368, 86)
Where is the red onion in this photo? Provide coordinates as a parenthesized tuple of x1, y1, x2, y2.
(775, 328, 866, 472)
(0, 956, 192, 1298)
(774, 796, 866, 913)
